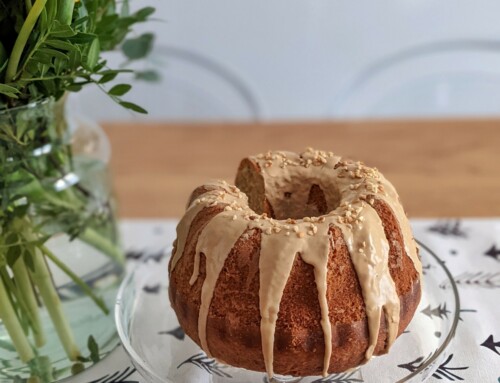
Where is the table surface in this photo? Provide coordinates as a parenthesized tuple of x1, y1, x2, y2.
(103, 119, 500, 218)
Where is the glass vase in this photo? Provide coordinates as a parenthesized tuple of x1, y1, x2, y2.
(0, 98, 124, 382)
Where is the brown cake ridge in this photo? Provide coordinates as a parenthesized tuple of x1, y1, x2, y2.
(169, 148, 422, 377)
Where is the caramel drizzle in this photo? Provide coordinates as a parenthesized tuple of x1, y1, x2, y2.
(170, 149, 421, 378)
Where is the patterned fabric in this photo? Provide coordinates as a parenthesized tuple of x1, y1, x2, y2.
(71, 219, 500, 383)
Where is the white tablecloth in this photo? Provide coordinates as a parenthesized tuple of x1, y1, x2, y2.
(72, 218, 500, 383)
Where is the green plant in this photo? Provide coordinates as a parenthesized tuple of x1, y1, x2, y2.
(0, 0, 154, 379)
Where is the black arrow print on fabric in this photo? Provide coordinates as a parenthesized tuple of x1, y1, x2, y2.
(143, 284, 162, 294)
(458, 308, 477, 321)
(427, 220, 467, 238)
(177, 353, 232, 378)
(485, 245, 500, 262)
(481, 335, 500, 356)
(440, 271, 500, 289)
(159, 326, 185, 340)
(88, 367, 138, 383)
(432, 354, 468, 381)
(310, 371, 364, 382)
(422, 264, 432, 275)
(125, 249, 166, 263)
(398, 354, 432, 373)
(398, 354, 468, 381)
(421, 303, 450, 319)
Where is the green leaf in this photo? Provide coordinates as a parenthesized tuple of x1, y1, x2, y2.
(134, 7, 155, 21)
(0, 84, 21, 98)
(23, 248, 35, 272)
(98, 72, 119, 84)
(119, 101, 147, 114)
(135, 70, 160, 82)
(50, 23, 77, 38)
(66, 84, 83, 92)
(6, 245, 22, 267)
(122, 33, 154, 60)
(108, 84, 131, 96)
(44, 40, 79, 52)
(68, 49, 82, 68)
(85, 38, 100, 69)
(39, 48, 70, 61)
(68, 32, 97, 44)
(87, 335, 100, 363)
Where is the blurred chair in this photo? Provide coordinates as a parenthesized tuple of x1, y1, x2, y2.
(330, 40, 500, 119)
(75, 45, 262, 122)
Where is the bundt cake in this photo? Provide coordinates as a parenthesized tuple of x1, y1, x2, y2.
(169, 148, 422, 378)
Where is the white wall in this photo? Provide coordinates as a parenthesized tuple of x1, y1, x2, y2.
(77, 0, 500, 121)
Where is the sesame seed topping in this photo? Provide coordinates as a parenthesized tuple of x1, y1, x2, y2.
(298, 232, 305, 238)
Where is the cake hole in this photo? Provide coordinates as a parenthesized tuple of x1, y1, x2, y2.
(272, 183, 340, 220)
(235, 160, 341, 220)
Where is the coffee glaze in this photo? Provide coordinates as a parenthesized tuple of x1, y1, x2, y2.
(170, 149, 422, 378)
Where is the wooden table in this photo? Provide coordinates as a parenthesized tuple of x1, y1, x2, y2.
(103, 120, 500, 218)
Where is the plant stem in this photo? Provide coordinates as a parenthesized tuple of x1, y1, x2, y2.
(40, 245, 109, 314)
(79, 227, 124, 266)
(0, 274, 35, 363)
(12, 257, 46, 347)
(28, 246, 80, 361)
(25, 0, 33, 13)
(57, 0, 75, 25)
(5, 0, 48, 82)
(0, 268, 30, 335)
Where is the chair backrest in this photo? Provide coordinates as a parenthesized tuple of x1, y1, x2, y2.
(330, 40, 500, 119)
(76, 45, 261, 122)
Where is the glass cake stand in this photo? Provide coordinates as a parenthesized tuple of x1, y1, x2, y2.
(115, 240, 459, 383)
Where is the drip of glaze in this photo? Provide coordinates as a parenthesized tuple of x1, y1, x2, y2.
(336, 202, 400, 360)
(195, 211, 250, 356)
